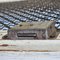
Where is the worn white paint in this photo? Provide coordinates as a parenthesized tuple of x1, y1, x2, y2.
(0, 40, 60, 51)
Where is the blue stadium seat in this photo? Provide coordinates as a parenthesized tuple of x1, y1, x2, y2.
(57, 26, 60, 29)
(2, 27, 8, 30)
(0, 8, 60, 30)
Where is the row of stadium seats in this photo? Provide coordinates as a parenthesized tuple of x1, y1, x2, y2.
(0, 7, 60, 30)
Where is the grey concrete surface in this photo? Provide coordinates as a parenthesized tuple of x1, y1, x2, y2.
(0, 52, 60, 60)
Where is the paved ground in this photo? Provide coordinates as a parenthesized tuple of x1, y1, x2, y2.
(0, 52, 60, 60)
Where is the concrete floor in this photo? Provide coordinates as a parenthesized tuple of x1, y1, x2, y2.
(0, 52, 60, 60)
